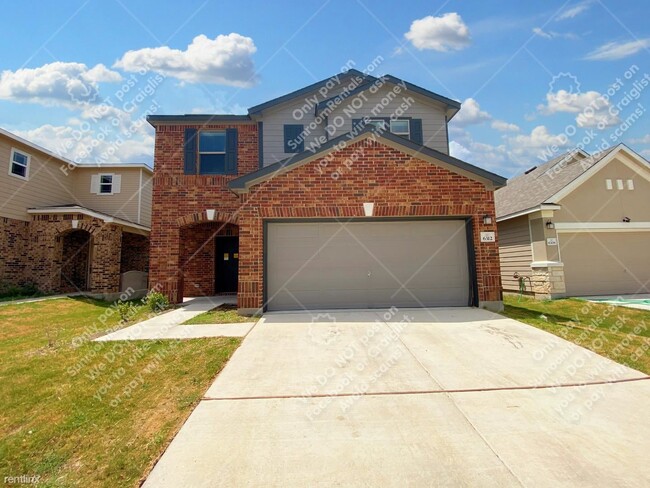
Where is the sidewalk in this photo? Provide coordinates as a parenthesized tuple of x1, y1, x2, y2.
(95, 296, 256, 341)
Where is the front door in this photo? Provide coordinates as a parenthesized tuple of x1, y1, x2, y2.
(215, 236, 239, 294)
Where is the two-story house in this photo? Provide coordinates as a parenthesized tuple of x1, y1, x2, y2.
(147, 69, 507, 314)
(0, 128, 152, 299)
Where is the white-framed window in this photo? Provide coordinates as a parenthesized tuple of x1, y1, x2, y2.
(198, 131, 226, 174)
(390, 119, 410, 138)
(627, 179, 635, 190)
(90, 173, 121, 195)
(99, 174, 113, 194)
(9, 148, 30, 180)
(605, 179, 613, 190)
(616, 179, 624, 190)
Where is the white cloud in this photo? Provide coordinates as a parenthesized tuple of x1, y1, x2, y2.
(404, 13, 471, 52)
(0, 62, 122, 106)
(114, 33, 257, 86)
(532, 27, 578, 40)
(556, 1, 592, 21)
(14, 119, 154, 164)
(491, 120, 520, 132)
(507, 125, 571, 159)
(538, 90, 620, 128)
(629, 134, 650, 144)
(585, 39, 650, 61)
(451, 98, 491, 127)
(449, 128, 509, 170)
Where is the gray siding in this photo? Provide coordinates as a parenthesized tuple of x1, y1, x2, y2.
(326, 86, 449, 154)
(498, 216, 533, 292)
(260, 78, 450, 165)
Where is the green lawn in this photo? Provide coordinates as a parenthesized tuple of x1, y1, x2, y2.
(0, 298, 241, 487)
(502, 295, 650, 374)
(183, 304, 259, 325)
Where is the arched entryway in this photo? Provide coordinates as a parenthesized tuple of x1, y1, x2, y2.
(60, 229, 92, 292)
(179, 221, 239, 298)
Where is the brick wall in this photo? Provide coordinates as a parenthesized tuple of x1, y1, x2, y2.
(120, 232, 150, 274)
(28, 214, 122, 294)
(0, 217, 30, 288)
(148, 122, 258, 301)
(60, 229, 91, 292)
(237, 137, 502, 310)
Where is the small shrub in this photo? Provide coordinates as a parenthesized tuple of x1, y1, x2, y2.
(144, 291, 169, 313)
(116, 301, 137, 322)
(0, 281, 42, 299)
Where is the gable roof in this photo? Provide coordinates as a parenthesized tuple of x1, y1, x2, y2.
(494, 145, 646, 220)
(247, 69, 375, 115)
(316, 74, 461, 119)
(228, 125, 506, 193)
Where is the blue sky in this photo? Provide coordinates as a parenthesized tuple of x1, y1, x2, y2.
(0, 0, 648, 176)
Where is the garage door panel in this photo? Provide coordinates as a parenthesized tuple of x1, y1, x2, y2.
(560, 232, 650, 296)
(267, 221, 470, 311)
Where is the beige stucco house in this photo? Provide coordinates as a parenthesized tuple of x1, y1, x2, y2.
(0, 127, 152, 299)
(496, 144, 650, 298)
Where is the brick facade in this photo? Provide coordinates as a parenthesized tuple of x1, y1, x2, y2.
(120, 232, 150, 274)
(1, 213, 148, 296)
(148, 122, 258, 302)
(236, 137, 502, 310)
(28, 214, 123, 294)
(0, 217, 30, 288)
(150, 125, 503, 310)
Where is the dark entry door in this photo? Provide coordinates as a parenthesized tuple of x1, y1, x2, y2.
(215, 236, 239, 293)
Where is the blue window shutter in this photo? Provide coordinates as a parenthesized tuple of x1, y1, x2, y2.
(410, 119, 423, 145)
(225, 128, 238, 174)
(352, 119, 364, 132)
(284, 125, 304, 153)
(184, 128, 197, 174)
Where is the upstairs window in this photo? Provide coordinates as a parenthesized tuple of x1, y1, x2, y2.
(90, 173, 121, 195)
(284, 125, 304, 153)
(199, 131, 227, 174)
(390, 119, 410, 138)
(367, 119, 387, 131)
(99, 174, 113, 194)
(9, 148, 30, 180)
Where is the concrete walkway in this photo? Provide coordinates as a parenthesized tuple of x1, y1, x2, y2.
(144, 308, 650, 487)
(95, 296, 255, 341)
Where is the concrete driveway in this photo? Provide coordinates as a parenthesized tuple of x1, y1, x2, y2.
(144, 308, 650, 487)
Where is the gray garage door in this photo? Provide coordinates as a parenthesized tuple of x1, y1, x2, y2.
(560, 232, 650, 296)
(266, 220, 470, 310)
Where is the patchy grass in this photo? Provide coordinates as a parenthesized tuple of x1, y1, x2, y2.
(182, 304, 258, 325)
(0, 297, 240, 487)
(502, 294, 650, 374)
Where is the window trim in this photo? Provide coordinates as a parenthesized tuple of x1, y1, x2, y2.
(367, 118, 388, 131)
(98, 173, 114, 195)
(9, 148, 30, 180)
(198, 130, 227, 175)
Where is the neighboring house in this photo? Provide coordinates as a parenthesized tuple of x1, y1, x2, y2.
(496, 144, 650, 298)
(147, 69, 507, 314)
(0, 128, 153, 298)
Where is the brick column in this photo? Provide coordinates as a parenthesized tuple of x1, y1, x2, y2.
(149, 223, 183, 303)
(89, 225, 122, 294)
